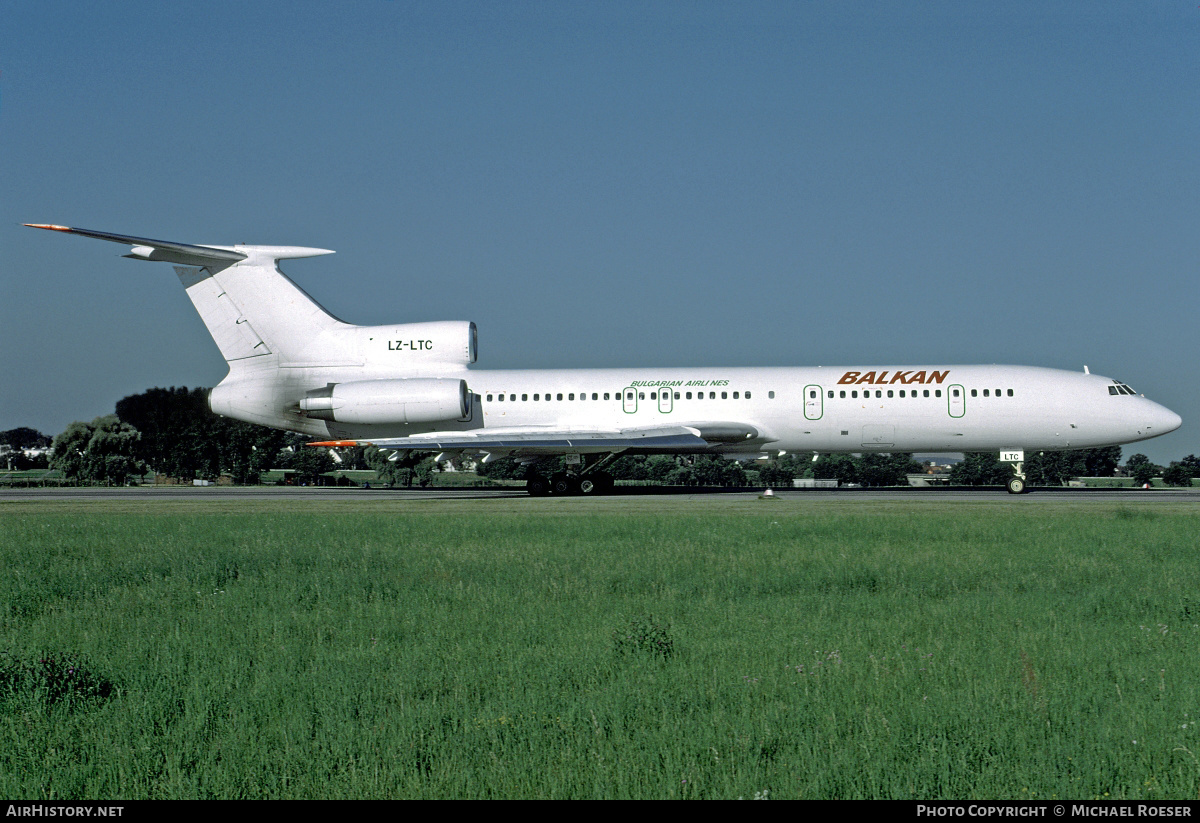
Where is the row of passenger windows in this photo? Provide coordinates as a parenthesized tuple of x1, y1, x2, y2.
(485, 387, 1018, 403)
(823, 388, 1015, 399)
(485, 390, 776, 402)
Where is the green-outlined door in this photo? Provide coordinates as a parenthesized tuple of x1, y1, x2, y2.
(948, 384, 965, 418)
(658, 386, 673, 414)
(623, 386, 638, 414)
(804, 384, 823, 420)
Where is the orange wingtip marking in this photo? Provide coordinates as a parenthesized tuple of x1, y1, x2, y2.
(25, 224, 72, 231)
(306, 440, 360, 448)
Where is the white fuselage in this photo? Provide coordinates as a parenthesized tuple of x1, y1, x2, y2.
(234, 361, 1179, 456)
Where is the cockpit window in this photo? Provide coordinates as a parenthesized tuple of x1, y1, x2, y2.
(1110, 380, 1136, 396)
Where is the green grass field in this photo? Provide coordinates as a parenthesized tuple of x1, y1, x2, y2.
(2, 497, 1198, 799)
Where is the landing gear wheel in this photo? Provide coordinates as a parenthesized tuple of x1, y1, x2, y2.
(578, 477, 599, 495)
(1006, 476, 1027, 495)
(551, 473, 576, 496)
(526, 476, 550, 497)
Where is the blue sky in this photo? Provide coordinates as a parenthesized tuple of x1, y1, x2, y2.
(3, 1, 1197, 465)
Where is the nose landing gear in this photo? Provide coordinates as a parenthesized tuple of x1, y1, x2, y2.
(1006, 460, 1029, 494)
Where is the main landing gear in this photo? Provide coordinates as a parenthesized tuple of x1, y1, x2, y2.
(532, 470, 615, 496)
(525, 455, 619, 496)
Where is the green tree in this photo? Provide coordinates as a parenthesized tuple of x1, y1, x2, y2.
(50, 416, 146, 485)
(949, 453, 1012, 486)
(291, 443, 336, 485)
(644, 455, 678, 484)
(759, 454, 806, 487)
(473, 455, 537, 481)
(813, 453, 858, 485)
(856, 453, 922, 487)
(1025, 451, 1085, 486)
(1080, 446, 1122, 478)
(365, 447, 438, 487)
(116, 387, 220, 480)
(1, 427, 51, 450)
(608, 455, 649, 481)
(49, 421, 93, 481)
(1162, 462, 1194, 488)
(219, 422, 289, 485)
(688, 455, 746, 486)
(1124, 454, 1159, 487)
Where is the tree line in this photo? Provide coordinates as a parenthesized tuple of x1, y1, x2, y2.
(4, 387, 1197, 487)
(948, 449, 1199, 487)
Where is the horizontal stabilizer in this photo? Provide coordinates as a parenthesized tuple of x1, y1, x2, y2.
(26, 224, 247, 266)
(25, 224, 335, 268)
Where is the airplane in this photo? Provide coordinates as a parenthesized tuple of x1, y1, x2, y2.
(27, 223, 1182, 495)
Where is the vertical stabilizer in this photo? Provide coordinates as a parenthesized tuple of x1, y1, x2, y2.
(174, 266, 272, 362)
(25, 225, 352, 367)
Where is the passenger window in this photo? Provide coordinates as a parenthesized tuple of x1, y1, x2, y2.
(888, 390, 894, 398)
(983, 389, 989, 397)
(935, 390, 942, 397)
(522, 394, 527, 401)
(486, 394, 493, 402)
(721, 391, 728, 399)
(840, 391, 846, 398)
(1007, 389, 1013, 397)
(639, 393, 645, 400)
(745, 391, 751, 399)
(686, 392, 692, 399)
(923, 390, 929, 397)
(734, 391, 740, 399)
(557, 393, 563, 401)
(674, 392, 680, 400)
(769, 391, 775, 399)
(592, 393, 598, 400)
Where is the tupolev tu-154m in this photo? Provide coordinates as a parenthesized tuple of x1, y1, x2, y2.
(28, 223, 1182, 495)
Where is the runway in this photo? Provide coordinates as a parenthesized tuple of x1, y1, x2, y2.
(3, 485, 1198, 504)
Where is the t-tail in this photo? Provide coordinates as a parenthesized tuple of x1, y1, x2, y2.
(26, 225, 478, 435)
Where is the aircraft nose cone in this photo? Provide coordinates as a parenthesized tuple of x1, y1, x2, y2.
(1145, 400, 1183, 435)
(1159, 406, 1183, 434)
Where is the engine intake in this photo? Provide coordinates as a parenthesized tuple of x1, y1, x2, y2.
(300, 378, 472, 425)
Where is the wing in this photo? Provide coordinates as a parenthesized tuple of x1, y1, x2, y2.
(308, 422, 766, 458)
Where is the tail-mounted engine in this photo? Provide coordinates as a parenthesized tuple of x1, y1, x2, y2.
(300, 378, 472, 425)
(359, 321, 478, 368)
